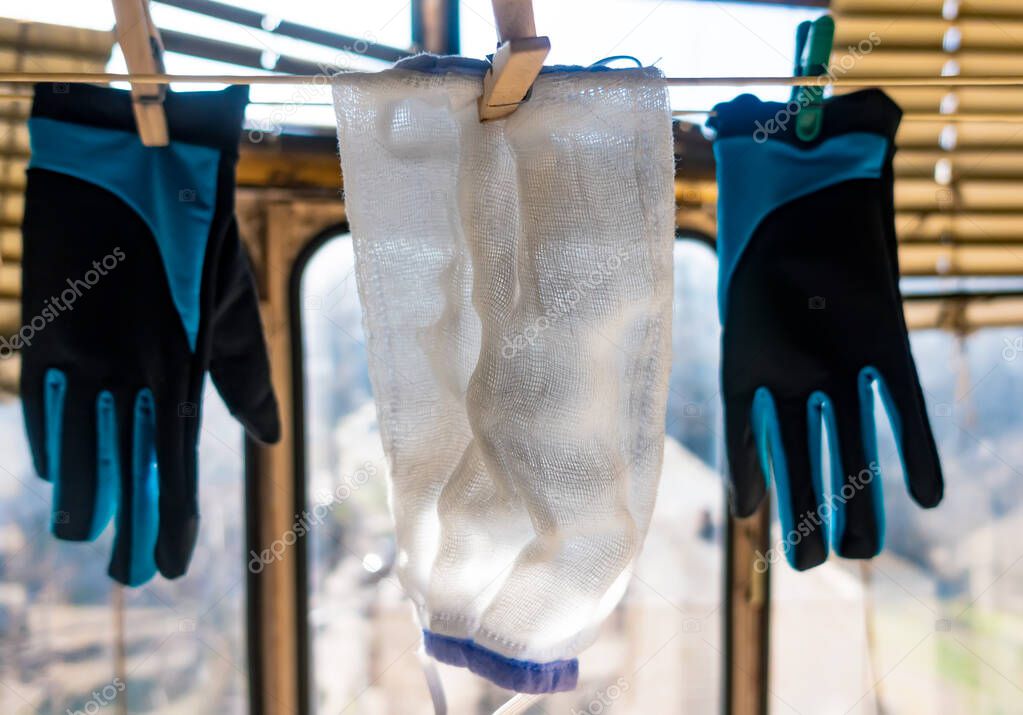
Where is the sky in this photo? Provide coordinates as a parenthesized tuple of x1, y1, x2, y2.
(4, 0, 820, 126)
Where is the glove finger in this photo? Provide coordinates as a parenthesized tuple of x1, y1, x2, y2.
(753, 388, 828, 571)
(831, 378, 886, 559)
(46, 371, 116, 542)
(862, 362, 944, 509)
(107, 388, 160, 587)
(20, 363, 51, 481)
(209, 222, 280, 444)
(153, 388, 200, 579)
(724, 393, 766, 518)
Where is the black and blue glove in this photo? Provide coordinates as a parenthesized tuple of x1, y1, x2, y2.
(709, 90, 943, 570)
(19, 83, 279, 586)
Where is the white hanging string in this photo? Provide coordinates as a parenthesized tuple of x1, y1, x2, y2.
(417, 647, 448, 715)
(416, 643, 546, 715)
(493, 693, 545, 715)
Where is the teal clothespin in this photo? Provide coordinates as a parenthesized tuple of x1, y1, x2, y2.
(791, 21, 812, 95)
(792, 15, 835, 142)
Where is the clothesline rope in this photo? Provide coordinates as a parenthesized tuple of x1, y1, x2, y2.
(4, 92, 1023, 122)
(4, 71, 1023, 88)
(5, 90, 1023, 123)
(7, 91, 1023, 123)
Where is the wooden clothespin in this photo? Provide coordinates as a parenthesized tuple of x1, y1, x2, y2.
(111, 0, 169, 146)
(478, 0, 550, 121)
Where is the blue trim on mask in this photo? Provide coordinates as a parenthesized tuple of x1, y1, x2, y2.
(807, 390, 841, 552)
(123, 388, 159, 586)
(44, 368, 67, 530)
(852, 366, 896, 556)
(423, 631, 579, 694)
(751, 386, 806, 568)
(590, 55, 643, 68)
(91, 391, 119, 541)
(714, 132, 890, 320)
(28, 117, 221, 351)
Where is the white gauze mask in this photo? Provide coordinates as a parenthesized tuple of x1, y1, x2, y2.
(333, 57, 673, 694)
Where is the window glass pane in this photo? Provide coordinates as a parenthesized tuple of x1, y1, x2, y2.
(4, 1, 411, 49)
(3, 1, 411, 130)
(301, 234, 724, 713)
(227, 0, 412, 51)
(0, 385, 247, 714)
(770, 327, 1023, 714)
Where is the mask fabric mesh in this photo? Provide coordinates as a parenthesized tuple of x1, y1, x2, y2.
(333, 63, 673, 692)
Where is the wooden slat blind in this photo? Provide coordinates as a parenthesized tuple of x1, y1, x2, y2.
(0, 19, 112, 393)
(830, 0, 1023, 330)
(833, 0, 1023, 19)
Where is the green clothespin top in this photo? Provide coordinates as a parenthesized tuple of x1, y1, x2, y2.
(791, 15, 835, 142)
